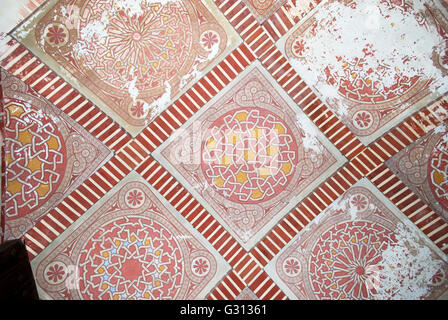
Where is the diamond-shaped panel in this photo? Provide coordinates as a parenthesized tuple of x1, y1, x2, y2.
(31, 171, 230, 300)
(265, 178, 448, 300)
(276, 0, 448, 145)
(1, 68, 112, 240)
(13, 0, 241, 136)
(153, 61, 346, 250)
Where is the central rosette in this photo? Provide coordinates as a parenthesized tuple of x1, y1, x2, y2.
(77, 216, 184, 300)
(77, 0, 193, 91)
(201, 108, 299, 203)
(308, 220, 393, 300)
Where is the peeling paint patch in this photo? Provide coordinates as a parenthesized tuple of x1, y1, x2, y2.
(371, 222, 447, 300)
(144, 81, 172, 124)
(296, 112, 325, 154)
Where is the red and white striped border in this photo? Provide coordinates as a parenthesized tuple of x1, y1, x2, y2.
(2, 0, 448, 300)
(127, 43, 256, 159)
(368, 165, 448, 253)
(22, 152, 135, 259)
(263, 0, 324, 41)
(0, 39, 132, 152)
(137, 155, 289, 300)
(214, 0, 365, 160)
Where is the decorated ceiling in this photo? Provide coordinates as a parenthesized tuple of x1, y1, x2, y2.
(1, 0, 448, 300)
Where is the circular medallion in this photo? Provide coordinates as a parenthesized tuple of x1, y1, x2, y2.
(76, 0, 194, 92)
(125, 188, 146, 209)
(201, 107, 298, 203)
(44, 23, 69, 47)
(44, 261, 68, 285)
(4, 101, 67, 219)
(308, 221, 392, 299)
(352, 110, 374, 130)
(77, 216, 185, 300)
(191, 256, 211, 277)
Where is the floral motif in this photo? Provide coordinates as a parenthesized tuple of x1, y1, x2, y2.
(130, 101, 146, 119)
(350, 194, 369, 211)
(307, 221, 391, 299)
(46, 264, 65, 283)
(201, 31, 219, 50)
(192, 258, 209, 275)
(443, 56, 448, 66)
(293, 39, 307, 57)
(354, 111, 372, 129)
(431, 269, 445, 285)
(46, 25, 67, 45)
(73, 2, 193, 92)
(284, 258, 301, 275)
(126, 189, 144, 207)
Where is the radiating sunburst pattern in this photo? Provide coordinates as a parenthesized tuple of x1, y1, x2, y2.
(78, 0, 193, 91)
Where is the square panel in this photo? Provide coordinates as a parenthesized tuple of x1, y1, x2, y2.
(30, 170, 230, 300)
(1, 68, 113, 240)
(152, 61, 346, 250)
(13, 0, 242, 136)
(386, 122, 448, 223)
(265, 178, 448, 300)
(277, 0, 448, 145)
(242, 0, 286, 23)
